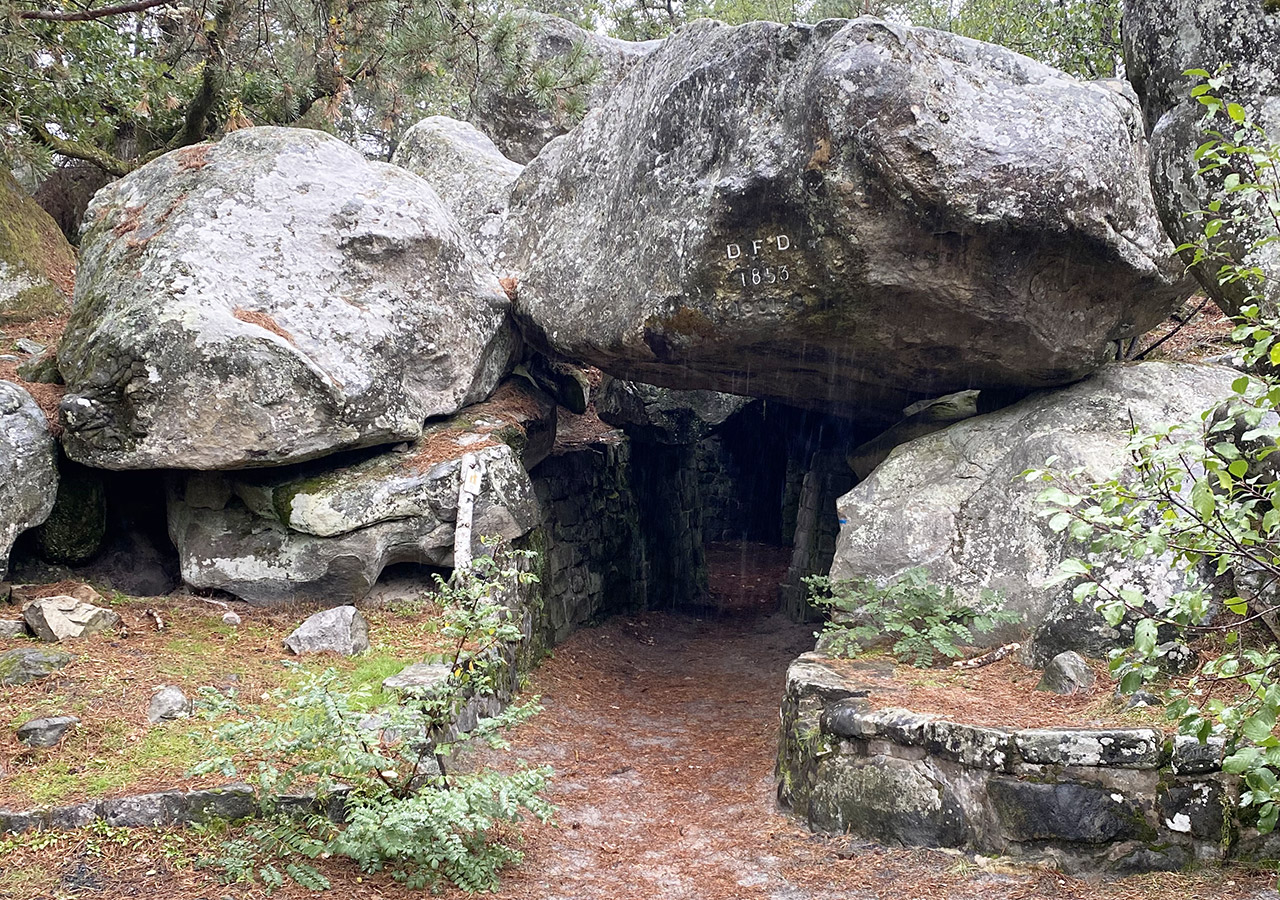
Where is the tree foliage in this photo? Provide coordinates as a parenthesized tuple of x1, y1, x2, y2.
(0, 0, 597, 177)
(610, 0, 1120, 78)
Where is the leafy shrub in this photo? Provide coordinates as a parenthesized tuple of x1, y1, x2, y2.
(805, 568, 1019, 668)
(1029, 70, 1280, 836)
(192, 548, 553, 893)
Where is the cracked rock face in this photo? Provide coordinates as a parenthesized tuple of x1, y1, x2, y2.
(167, 380, 549, 605)
(1124, 0, 1280, 317)
(501, 18, 1192, 422)
(0, 381, 57, 579)
(830, 362, 1240, 651)
(57, 126, 517, 470)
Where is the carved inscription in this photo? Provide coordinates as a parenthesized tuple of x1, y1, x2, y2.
(726, 234, 793, 288)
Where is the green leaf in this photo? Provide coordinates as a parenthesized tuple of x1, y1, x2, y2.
(1134, 618, 1158, 656)
(1227, 102, 1247, 122)
(1244, 710, 1277, 744)
(1191, 479, 1216, 519)
(1229, 459, 1250, 477)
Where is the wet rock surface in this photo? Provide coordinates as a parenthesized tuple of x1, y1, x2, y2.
(16, 715, 79, 747)
(779, 651, 1254, 874)
(1037, 650, 1096, 695)
(167, 380, 548, 605)
(22, 595, 120, 642)
(283, 606, 370, 657)
(0, 381, 58, 579)
(58, 127, 517, 470)
(596, 377, 751, 444)
(0, 646, 73, 685)
(831, 362, 1240, 655)
(502, 18, 1190, 420)
(392, 116, 523, 265)
(1124, 0, 1280, 315)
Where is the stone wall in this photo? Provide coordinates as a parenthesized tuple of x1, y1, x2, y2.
(778, 453, 855, 622)
(525, 436, 647, 650)
(778, 652, 1270, 875)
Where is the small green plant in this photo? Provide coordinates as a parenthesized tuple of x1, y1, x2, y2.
(805, 568, 1019, 668)
(192, 547, 553, 893)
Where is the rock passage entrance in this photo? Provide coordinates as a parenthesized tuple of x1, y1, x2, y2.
(457, 542, 1264, 900)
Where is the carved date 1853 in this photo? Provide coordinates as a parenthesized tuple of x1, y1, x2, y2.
(726, 234, 793, 288)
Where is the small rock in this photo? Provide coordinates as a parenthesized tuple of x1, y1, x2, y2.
(283, 606, 369, 657)
(147, 685, 190, 723)
(0, 619, 28, 638)
(0, 646, 73, 685)
(1123, 689, 1162, 710)
(383, 661, 451, 696)
(1036, 650, 1096, 695)
(22, 595, 120, 642)
(14, 338, 45, 356)
(16, 715, 79, 747)
(221, 611, 241, 627)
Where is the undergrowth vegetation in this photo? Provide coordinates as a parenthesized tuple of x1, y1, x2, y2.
(191, 549, 554, 893)
(805, 568, 1018, 668)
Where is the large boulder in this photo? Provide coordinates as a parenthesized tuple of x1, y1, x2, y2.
(392, 117, 523, 265)
(0, 381, 58, 579)
(168, 380, 550, 605)
(1124, 0, 1280, 317)
(23, 594, 121, 641)
(501, 18, 1191, 422)
(57, 127, 517, 470)
(830, 362, 1240, 659)
(471, 11, 662, 163)
(0, 169, 74, 325)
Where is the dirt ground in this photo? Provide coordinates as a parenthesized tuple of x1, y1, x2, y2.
(5, 542, 1277, 899)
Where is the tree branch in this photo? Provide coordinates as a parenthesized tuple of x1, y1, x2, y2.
(21, 119, 134, 176)
(19, 0, 172, 22)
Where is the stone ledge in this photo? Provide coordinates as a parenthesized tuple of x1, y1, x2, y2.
(778, 651, 1262, 876)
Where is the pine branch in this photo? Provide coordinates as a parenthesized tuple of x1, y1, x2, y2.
(19, 0, 172, 21)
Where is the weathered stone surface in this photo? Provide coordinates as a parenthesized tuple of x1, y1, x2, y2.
(1171, 733, 1228, 775)
(185, 784, 257, 823)
(471, 10, 661, 164)
(0, 168, 73, 326)
(58, 127, 517, 470)
(101, 791, 187, 827)
(16, 715, 79, 747)
(168, 382, 546, 605)
(989, 778, 1141, 843)
(23, 595, 120, 642)
(283, 606, 370, 656)
(383, 661, 452, 696)
(1159, 779, 1231, 842)
(147, 685, 190, 722)
(0, 646, 72, 685)
(831, 363, 1240, 654)
(808, 755, 969, 847)
(0, 381, 57, 579)
(847, 390, 981, 481)
(0, 619, 27, 638)
(785, 652, 868, 705)
(1124, 0, 1280, 316)
(34, 459, 106, 565)
(923, 720, 1014, 771)
(1013, 728, 1165, 768)
(597, 377, 751, 444)
(502, 18, 1190, 420)
(392, 116, 523, 265)
(1037, 651, 1096, 695)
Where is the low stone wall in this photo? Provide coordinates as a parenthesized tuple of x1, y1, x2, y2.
(778, 652, 1277, 875)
